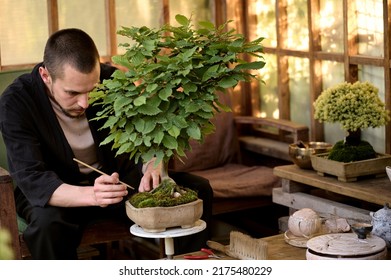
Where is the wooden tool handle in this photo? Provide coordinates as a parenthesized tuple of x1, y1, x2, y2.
(206, 240, 227, 253)
(206, 240, 240, 259)
(73, 158, 134, 190)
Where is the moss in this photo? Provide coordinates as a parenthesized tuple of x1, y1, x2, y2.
(328, 140, 376, 162)
(129, 179, 198, 208)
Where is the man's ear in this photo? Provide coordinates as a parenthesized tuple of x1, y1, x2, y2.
(39, 66, 51, 84)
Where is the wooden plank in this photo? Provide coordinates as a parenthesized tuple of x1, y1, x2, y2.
(260, 234, 306, 260)
(239, 136, 291, 161)
(273, 165, 391, 206)
(281, 178, 311, 193)
(272, 187, 371, 223)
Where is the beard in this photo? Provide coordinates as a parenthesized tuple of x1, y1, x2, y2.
(46, 86, 86, 119)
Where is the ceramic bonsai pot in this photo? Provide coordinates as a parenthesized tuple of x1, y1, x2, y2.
(125, 199, 203, 233)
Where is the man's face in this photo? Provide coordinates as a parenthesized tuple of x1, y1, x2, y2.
(39, 62, 100, 118)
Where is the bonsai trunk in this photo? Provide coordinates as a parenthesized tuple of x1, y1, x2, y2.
(160, 160, 175, 184)
(161, 160, 170, 180)
(345, 129, 361, 146)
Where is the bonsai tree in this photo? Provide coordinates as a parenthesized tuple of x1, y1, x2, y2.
(313, 81, 390, 162)
(89, 15, 265, 206)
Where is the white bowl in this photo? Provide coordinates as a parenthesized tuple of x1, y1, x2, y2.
(288, 208, 322, 238)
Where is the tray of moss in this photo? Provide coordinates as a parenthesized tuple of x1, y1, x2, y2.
(310, 153, 391, 182)
(126, 179, 203, 232)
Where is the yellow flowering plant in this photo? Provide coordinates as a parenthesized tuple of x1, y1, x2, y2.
(314, 81, 390, 132)
(313, 81, 390, 162)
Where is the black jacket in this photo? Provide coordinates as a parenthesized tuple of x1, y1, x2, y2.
(0, 63, 140, 207)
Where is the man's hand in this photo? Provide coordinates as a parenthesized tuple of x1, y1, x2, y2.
(139, 159, 162, 192)
(93, 172, 128, 207)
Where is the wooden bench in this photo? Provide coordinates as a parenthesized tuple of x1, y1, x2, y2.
(235, 116, 309, 162)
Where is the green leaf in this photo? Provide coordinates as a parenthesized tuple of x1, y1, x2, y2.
(146, 83, 158, 93)
(175, 14, 189, 26)
(185, 102, 201, 113)
(132, 52, 145, 66)
(154, 150, 165, 166)
(134, 118, 145, 132)
(134, 96, 146, 106)
(198, 20, 215, 30)
(182, 83, 197, 93)
(168, 125, 180, 138)
(153, 131, 164, 144)
(162, 135, 178, 149)
(202, 65, 219, 82)
(186, 125, 201, 140)
(172, 116, 188, 128)
(143, 136, 152, 147)
(234, 61, 266, 70)
(218, 77, 238, 88)
(112, 70, 127, 80)
(111, 55, 132, 69)
(102, 116, 119, 129)
(100, 133, 116, 146)
(158, 86, 172, 101)
(117, 142, 132, 155)
(105, 80, 122, 90)
(114, 96, 132, 112)
(138, 97, 162, 116)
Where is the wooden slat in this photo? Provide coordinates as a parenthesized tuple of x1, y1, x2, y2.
(47, 0, 59, 35)
(239, 136, 291, 161)
(272, 188, 371, 223)
(105, 0, 117, 56)
(273, 165, 391, 206)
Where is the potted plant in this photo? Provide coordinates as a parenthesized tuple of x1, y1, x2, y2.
(89, 15, 265, 230)
(311, 81, 391, 181)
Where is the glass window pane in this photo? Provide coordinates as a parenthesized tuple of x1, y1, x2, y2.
(289, 57, 310, 126)
(58, 0, 107, 56)
(116, 0, 163, 53)
(254, 0, 277, 48)
(0, 0, 48, 65)
(319, 0, 343, 53)
(321, 62, 345, 145)
(286, 0, 308, 50)
(356, 0, 384, 56)
(359, 66, 385, 153)
(169, 0, 212, 26)
(259, 54, 278, 118)
(321, 61, 344, 89)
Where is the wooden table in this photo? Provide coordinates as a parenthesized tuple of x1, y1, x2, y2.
(174, 233, 306, 260)
(174, 233, 391, 260)
(272, 164, 391, 222)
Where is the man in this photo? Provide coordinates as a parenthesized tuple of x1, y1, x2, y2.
(0, 28, 212, 259)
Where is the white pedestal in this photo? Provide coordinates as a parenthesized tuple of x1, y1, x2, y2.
(130, 219, 206, 259)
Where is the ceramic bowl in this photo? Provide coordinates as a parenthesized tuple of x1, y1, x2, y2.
(288, 208, 322, 238)
(125, 199, 203, 233)
(351, 222, 373, 239)
(288, 141, 333, 169)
